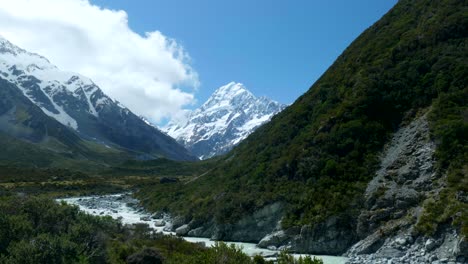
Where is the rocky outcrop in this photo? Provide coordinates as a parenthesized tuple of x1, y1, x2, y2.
(153, 220, 165, 227)
(356, 114, 437, 239)
(170, 202, 284, 243)
(256, 215, 356, 255)
(347, 229, 467, 263)
(175, 224, 190, 236)
(214, 202, 284, 242)
(345, 114, 467, 263)
(258, 230, 288, 249)
(254, 113, 466, 260)
(289, 215, 357, 255)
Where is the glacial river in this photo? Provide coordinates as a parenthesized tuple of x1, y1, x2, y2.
(58, 194, 347, 264)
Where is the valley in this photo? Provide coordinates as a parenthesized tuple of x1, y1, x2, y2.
(58, 193, 348, 264)
(0, 0, 466, 263)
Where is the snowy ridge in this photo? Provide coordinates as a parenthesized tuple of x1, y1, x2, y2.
(0, 36, 115, 130)
(0, 36, 195, 161)
(164, 82, 286, 159)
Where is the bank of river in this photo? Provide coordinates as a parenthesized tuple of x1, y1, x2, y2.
(58, 193, 347, 264)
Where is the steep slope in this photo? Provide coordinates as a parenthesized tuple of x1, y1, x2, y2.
(0, 37, 195, 161)
(164, 82, 286, 159)
(137, 0, 467, 258)
(0, 77, 129, 169)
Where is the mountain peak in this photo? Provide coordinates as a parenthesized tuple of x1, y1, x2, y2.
(164, 82, 286, 159)
(200, 82, 255, 112)
(0, 36, 23, 56)
(210, 82, 252, 100)
(213, 82, 249, 96)
(0, 36, 54, 72)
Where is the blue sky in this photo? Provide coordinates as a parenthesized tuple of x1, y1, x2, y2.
(90, 0, 397, 107)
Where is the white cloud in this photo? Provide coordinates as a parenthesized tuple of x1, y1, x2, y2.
(0, 0, 199, 122)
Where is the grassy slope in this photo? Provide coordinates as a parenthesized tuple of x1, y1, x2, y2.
(137, 0, 467, 235)
(102, 158, 217, 178)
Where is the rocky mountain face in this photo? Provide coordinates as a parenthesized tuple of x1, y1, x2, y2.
(0, 36, 195, 161)
(257, 113, 467, 262)
(164, 82, 286, 159)
(345, 113, 466, 263)
(0, 77, 83, 152)
(158, 112, 466, 263)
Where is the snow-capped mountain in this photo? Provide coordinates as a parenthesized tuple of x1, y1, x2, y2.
(0, 36, 195, 161)
(164, 82, 286, 159)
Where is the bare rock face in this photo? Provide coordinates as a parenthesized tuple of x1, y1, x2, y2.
(248, 113, 465, 260)
(174, 202, 284, 244)
(255, 214, 357, 255)
(289, 215, 357, 255)
(175, 224, 190, 236)
(258, 231, 288, 248)
(259, 114, 439, 257)
(357, 114, 437, 240)
(346, 114, 466, 263)
(212, 202, 284, 242)
(153, 220, 165, 227)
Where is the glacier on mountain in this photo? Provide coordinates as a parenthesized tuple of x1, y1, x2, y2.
(164, 82, 286, 159)
(0, 36, 112, 130)
(0, 35, 195, 161)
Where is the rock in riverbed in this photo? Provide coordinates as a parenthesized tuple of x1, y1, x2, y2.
(176, 224, 190, 236)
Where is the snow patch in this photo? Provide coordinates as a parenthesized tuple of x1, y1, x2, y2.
(164, 82, 286, 159)
(0, 37, 115, 128)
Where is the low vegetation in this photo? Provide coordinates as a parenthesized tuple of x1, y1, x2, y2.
(416, 88, 468, 236)
(1, 195, 321, 264)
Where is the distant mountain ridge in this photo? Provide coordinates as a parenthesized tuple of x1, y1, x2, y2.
(164, 82, 286, 159)
(0, 36, 195, 161)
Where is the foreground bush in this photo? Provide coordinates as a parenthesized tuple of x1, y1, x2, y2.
(2, 195, 326, 263)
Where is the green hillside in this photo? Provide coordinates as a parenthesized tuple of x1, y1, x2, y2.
(137, 0, 467, 236)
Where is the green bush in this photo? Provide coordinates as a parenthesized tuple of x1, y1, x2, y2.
(277, 251, 324, 264)
(0, 196, 268, 264)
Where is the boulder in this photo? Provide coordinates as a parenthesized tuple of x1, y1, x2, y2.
(425, 238, 437, 251)
(395, 237, 407, 246)
(139, 216, 151, 221)
(154, 220, 165, 227)
(258, 230, 288, 248)
(163, 224, 173, 232)
(188, 227, 205, 237)
(395, 188, 420, 209)
(346, 231, 385, 255)
(175, 224, 190, 236)
(172, 216, 185, 229)
(151, 211, 164, 219)
(375, 248, 405, 258)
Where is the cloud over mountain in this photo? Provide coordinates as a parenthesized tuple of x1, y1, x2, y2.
(0, 0, 199, 122)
